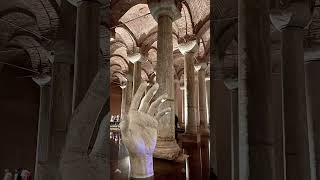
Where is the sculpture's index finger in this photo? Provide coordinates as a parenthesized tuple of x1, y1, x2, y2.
(130, 82, 149, 111)
(139, 83, 159, 112)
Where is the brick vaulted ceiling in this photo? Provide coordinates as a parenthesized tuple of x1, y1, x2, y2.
(110, 0, 211, 84)
(2, 0, 320, 85)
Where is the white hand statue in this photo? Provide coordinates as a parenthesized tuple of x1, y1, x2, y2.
(120, 82, 171, 178)
(59, 65, 109, 180)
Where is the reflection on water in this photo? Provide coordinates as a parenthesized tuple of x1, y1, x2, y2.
(110, 131, 210, 180)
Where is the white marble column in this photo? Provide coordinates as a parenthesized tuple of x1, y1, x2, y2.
(133, 62, 142, 94)
(271, 3, 315, 180)
(148, 0, 182, 160)
(125, 64, 134, 114)
(73, 0, 100, 110)
(178, 39, 200, 143)
(33, 75, 51, 180)
(196, 63, 209, 135)
(120, 80, 127, 121)
(194, 69, 200, 131)
(127, 50, 143, 94)
(180, 80, 185, 128)
(174, 80, 179, 118)
(205, 77, 210, 125)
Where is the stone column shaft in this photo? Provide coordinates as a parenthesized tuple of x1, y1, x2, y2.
(179, 83, 185, 127)
(225, 79, 239, 180)
(120, 85, 127, 120)
(305, 57, 320, 179)
(270, 3, 315, 179)
(149, 0, 181, 159)
(198, 66, 209, 135)
(239, 0, 275, 179)
(73, 1, 100, 110)
(231, 88, 239, 180)
(178, 40, 199, 141)
(133, 62, 142, 94)
(33, 76, 51, 180)
(181, 88, 185, 126)
(184, 52, 197, 135)
(205, 78, 210, 125)
(126, 63, 134, 114)
(154, 14, 179, 157)
(49, 41, 74, 180)
(195, 71, 200, 130)
(282, 27, 313, 180)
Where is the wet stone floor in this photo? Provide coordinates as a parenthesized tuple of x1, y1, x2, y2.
(110, 131, 210, 180)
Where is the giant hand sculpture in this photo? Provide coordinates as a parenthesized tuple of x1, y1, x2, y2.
(59, 65, 109, 180)
(120, 82, 171, 178)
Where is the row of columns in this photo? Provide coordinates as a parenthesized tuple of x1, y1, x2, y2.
(211, 1, 320, 180)
(118, 0, 211, 160)
(33, 1, 101, 180)
(148, 0, 181, 160)
(177, 39, 210, 144)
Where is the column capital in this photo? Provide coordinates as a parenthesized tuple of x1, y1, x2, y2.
(205, 77, 210, 81)
(120, 84, 127, 89)
(148, 0, 182, 22)
(120, 79, 127, 89)
(178, 39, 199, 55)
(127, 47, 147, 63)
(270, 2, 311, 31)
(224, 78, 238, 90)
(32, 75, 51, 87)
(194, 62, 207, 72)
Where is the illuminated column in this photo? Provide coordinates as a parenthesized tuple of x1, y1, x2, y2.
(205, 76, 210, 125)
(178, 38, 200, 143)
(180, 80, 185, 127)
(195, 63, 209, 135)
(128, 48, 144, 94)
(125, 63, 134, 114)
(194, 69, 200, 130)
(148, 0, 182, 160)
(119, 80, 127, 121)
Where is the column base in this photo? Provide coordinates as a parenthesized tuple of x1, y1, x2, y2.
(178, 133, 200, 144)
(153, 139, 181, 160)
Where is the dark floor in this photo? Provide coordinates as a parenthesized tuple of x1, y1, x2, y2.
(110, 131, 210, 180)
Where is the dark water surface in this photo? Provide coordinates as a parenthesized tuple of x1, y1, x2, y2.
(110, 131, 210, 180)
